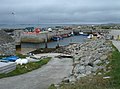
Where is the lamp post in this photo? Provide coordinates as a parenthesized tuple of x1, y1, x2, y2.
(12, 12, 15, 28)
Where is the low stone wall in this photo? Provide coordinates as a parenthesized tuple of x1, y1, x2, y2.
(0, 42, 16, 56)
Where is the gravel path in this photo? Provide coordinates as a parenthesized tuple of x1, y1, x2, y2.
(112, 40, 120, 52)
(0, 57, 73, 89)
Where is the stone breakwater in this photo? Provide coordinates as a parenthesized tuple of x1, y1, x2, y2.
(54, 39, 112, 85)
(21, 30, 72, 43)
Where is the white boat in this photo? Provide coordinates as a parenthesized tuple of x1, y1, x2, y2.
(48, 28, 53, 32)
(71, 31, 74, 35)
(79, 32, 84, 35)
(87, 34, 93, 39)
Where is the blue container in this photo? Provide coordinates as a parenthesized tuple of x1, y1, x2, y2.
(2, 56, 19, 62)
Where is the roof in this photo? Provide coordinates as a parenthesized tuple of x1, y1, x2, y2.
(0, 30, 14, 45)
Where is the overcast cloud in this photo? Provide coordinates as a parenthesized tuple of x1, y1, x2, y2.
(0, 0, 120, 24)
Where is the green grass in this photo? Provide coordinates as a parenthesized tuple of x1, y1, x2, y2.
(16, 53, 27, 58)
(106, 45, 120, 88)
(49, 44, 120, 89)
(57, 75, 111, 89)
(48, 84, 57, 89)
(0, 57, 51, 79)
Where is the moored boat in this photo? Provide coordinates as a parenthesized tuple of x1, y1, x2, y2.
(51, 36, 63, 41)
(79, 32, 89, 36)
(87, 34, 93, 39)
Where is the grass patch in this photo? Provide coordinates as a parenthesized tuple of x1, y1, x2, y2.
(0, 57, 51, 79)
(16, 53, 27, 58)
(48, 84, 57, 89)
(105, 45, 120, 88)
(58, 76, 110, 89)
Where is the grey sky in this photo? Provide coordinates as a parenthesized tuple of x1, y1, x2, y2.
(0, 0, 120, 24)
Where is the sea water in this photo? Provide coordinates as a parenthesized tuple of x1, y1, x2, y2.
(21, 35, 86, 48)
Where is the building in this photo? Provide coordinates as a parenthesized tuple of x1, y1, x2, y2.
(0, 30, 15, 56)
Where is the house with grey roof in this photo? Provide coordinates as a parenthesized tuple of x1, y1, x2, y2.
(0, 30, 15, 56)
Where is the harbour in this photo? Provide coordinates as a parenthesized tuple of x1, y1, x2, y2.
(1, 0, 120, 88)
(21, 35, 86, 48)
(0, 24, 120, 89)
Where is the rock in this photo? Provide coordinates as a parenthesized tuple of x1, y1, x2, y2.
(84, 59, 90, 65)
(54, 84, 60, 88)
(88, 62, 94, 67)
(77, 74, 86, 79)
(85, 66, 93, 73)
(93, 60, 101, 65)
(99, 66, 105, 70)
(100, 55, 107, 60)
(86, 71, 91, 75)
(92, 66, 99, 72)
(62, 78, 70, 83)
(106, 61, 109, 64)
(74, 65, 86, 74)
(78, 66, 86, 74)
(69, 76, 76, 82)
(103, 76, 111, 79)
(98, 72, 102, 75)
(79, 65, 85, 70)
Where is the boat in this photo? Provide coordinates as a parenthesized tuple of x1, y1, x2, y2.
(87, 34, 93, 39)
(79, 32, 89, 36)
(61, 34, 68, 38)
(79, 32, 84, 35)
(51, 36, 63, 41)
(68, 32, 74, 36)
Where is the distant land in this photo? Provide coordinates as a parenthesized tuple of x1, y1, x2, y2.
(0, 23, 120, 29)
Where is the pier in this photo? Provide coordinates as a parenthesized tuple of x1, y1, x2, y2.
(2, 28, 112, 45)
(21, 29, 72, 43)
(20, 29, 110, 43)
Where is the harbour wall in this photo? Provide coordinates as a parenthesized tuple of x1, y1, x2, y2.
(21, 29, 112, 43)
(73, 29, 110, 33)
(21, 30, 72, 43)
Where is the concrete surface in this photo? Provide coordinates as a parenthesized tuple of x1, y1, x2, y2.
(110, 30, 120, 40)
(0, 57, 73, 89)
(112, 40, 120, 52)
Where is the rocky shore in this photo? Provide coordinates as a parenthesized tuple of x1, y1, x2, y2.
(53, 37, 112, 87)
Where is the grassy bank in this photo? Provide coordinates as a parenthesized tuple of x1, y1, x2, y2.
(0, 57, 51, 79)
(49, 75, 111, 89)
(106, 45, 120, 89)
(49, 45, 120, 89)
